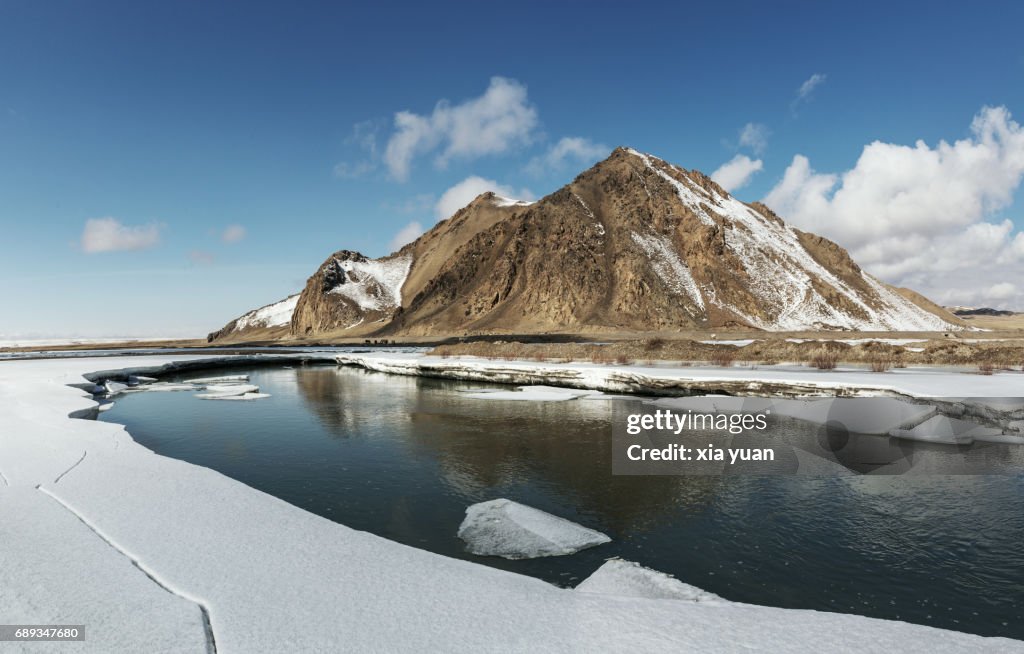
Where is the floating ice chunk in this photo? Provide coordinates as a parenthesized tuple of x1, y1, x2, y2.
(463, 386, 602, 401)
(104, 380, 128, 395)
(194, 384, 261, 399)
(889, 415, 1004, 445)
(97, 402, 115, 412)
(576, 559, 727, 604)
(141, 382, 198, 392)
(189, 375, 250, 384)
(198, 392, 271, 401)
(128, 375, 158, 385)
(458, 499, 610, 559)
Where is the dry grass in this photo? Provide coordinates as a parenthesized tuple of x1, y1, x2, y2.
(868, 354, 893, 373)
(642, 337, 666, 352)
(810, 349, 838, 370)
(709, 350, 736, 367)
(428, 335, 1024, 369)
(614, 354, 634, 365)
(978, 362, 995, 375)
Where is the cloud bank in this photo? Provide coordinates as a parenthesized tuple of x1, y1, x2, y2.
(763, 106, 1024, 308)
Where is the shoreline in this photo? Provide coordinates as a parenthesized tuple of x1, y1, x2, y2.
(1, 353, 1021, 652)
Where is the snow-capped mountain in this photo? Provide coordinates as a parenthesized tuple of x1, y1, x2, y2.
(209, 147, 962, 341)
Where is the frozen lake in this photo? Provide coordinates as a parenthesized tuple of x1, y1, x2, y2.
(99, 363, 1024, 640)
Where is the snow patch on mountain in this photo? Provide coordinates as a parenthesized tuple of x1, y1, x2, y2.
(235, 294, 300, 330)
(631, 232, 705, 310)
(329, 255, 412, 312)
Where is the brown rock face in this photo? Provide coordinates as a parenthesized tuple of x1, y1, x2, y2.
(209, 147, 959, 341)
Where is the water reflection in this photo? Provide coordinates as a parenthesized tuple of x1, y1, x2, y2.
(294, 365, 724, 533)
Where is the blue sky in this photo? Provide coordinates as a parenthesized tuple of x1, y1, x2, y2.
(2, 0, 1024, 337)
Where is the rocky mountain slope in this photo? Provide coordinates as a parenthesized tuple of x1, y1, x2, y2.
(209, 148, 962, 341)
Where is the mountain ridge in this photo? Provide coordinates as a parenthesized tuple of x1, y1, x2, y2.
(209, 147, 963, 342)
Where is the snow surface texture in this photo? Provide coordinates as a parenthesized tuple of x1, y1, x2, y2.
(328, 255, 412, 313)
(458, 499, 611, 559)
(1, 354, 1021, 652)
(576, 558, 727, 604)
(624, 148, 957, 332)
(234, 294, 300, 330)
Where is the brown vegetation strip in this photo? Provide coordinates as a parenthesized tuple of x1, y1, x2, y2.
(431, 337, 1024, 369)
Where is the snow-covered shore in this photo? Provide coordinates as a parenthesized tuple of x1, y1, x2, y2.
(1, 354, 1021, 652)
(335, 351, 1024, 400)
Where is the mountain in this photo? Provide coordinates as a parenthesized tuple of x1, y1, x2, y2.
(209, 147, 961, 342)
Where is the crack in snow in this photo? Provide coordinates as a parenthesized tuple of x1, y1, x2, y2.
(54, 450, 87, 485)
(38, 486, 218, 654)
(0, 469, 8, 487)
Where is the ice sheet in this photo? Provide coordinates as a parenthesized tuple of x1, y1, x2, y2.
(458, 499, 611, 559)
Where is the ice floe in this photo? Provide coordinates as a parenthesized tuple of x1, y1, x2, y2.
(194, 384, 262, 399)
(458, 499, 611, 559)
(197, 392, 272, 401)
(187, 375, 250, 384)
(104, 380, 128, 396)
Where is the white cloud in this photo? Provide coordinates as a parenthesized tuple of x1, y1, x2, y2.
(795, 73, 827, 104)
(434, 176, 535, 220)
(711, 154, 764, 192)
(525, 137, 608, 175)
(389, 221, 424, 251)
(738, 123, 770, 155)
(384, 77, 538, 181)
(763, 106, 1024, 309)
(80, 217, 162, 254)
(221, 224, 247, 244)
